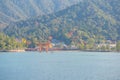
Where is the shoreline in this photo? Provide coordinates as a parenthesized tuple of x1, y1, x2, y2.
(0, 48, 119, 53)
(0, 49, 25, 52)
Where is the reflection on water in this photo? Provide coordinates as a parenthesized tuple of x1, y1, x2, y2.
(0, 51, 120, 80)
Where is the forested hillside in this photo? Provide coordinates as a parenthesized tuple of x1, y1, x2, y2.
(0, 0, 82, 29)
(4, 0, 120, 45)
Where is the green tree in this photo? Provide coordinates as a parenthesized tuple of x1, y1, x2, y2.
(78, 41, 85, 50)
(86, 38, 95, 49)
(0, 32, 26, 50)
(116, 41, 120, 52)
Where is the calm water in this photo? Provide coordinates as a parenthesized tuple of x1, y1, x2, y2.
(0, 51, 120, 80)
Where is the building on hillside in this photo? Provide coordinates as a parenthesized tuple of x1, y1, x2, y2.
(96, 40, 116, 49)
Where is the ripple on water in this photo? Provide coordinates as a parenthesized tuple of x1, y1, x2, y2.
(0, 51, 120, 80)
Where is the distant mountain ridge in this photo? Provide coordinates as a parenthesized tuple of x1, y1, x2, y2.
(0, 0, 82, 28)
(3, 0, 120, 44)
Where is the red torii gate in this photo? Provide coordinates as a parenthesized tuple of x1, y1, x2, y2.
(37, 41, 52, 52)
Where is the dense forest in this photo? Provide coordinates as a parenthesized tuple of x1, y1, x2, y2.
(0, 0, 81, 29)
(4, 0, 120, 41)
(0, 0, 120, 51)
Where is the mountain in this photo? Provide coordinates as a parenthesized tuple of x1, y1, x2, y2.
(4, 0, 120, 44)
(0, 0, 82, 29)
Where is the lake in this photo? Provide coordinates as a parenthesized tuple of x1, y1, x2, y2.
(0, 51, 120, 80)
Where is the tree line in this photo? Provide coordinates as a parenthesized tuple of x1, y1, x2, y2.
(0, 33, 26, 50)
(0, 32, 120, 52)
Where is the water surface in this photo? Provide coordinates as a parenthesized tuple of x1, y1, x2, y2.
(0, 51, 120, 80)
